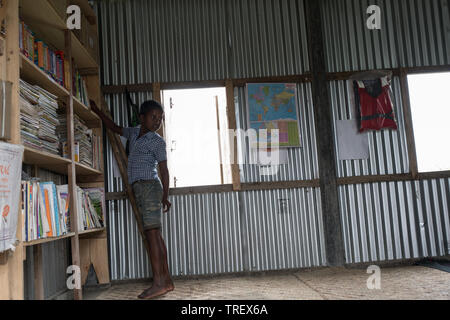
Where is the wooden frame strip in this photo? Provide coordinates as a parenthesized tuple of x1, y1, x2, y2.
(225, 79, 241, 191)
(65, 29, 83, 301)
(399, 69, 419, 179)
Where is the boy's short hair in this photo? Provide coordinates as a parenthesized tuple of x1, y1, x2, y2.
(139, 100, 164, 115)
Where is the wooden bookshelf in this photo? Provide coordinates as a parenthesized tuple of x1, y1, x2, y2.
(0, 0, 110, 300)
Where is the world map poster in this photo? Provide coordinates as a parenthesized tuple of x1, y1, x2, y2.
(247, 83, 301, 148)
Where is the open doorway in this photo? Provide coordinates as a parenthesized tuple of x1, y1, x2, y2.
(407, 72, 450, 173)
(162, 87, 232, 188)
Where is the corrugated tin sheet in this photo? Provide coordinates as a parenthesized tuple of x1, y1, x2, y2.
(24, 240, 71, 300)
(241, 188, 326, 271)
(227, 0, 310, 78)
(322, 0, 450, 72)
(165, 192, 244, 276)
(330, 77, 410, 177)
(108, 187, 326, 280)
(98, 0, 310, 84)
(340, 178, 450, 264)
(99, 0, 229, 84)
(235, 83, 319, 183)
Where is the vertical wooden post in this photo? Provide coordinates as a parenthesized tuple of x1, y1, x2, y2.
(65, 30, 82, 300)
(306, 0, 345, 266)
(215, 96, 224, 185)
(0, 0, 24, 300)
(399, 70, 418, 179)
(153, 83, 165, 138)
(225, 80, 241, 191)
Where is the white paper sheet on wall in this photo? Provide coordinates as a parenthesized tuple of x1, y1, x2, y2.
(336, 119, 369, 160)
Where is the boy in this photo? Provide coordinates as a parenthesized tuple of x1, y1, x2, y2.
(91, 100, 174, 299)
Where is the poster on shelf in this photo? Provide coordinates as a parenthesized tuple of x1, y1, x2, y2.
(0, 142, 24, 253)
(247, 83, 301, 148)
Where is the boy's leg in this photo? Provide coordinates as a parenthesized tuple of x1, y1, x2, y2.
(159, 232, 172, 281)
(138, 228, 174, 299)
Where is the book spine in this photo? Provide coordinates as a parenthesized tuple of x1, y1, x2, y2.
(52, 184, 60, 236)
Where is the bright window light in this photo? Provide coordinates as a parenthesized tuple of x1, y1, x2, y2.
(407, 72, 450, 173)
(162, 87, 232, 188)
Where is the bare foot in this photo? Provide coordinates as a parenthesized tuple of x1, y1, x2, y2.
(166, 280, 175, 293)
(138, 283, 174, 300)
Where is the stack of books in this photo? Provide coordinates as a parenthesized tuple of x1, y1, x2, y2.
(76, 187, 105, 232)
(74, 116, 93, 167)
(19, 80, 60, 154)
(21, 180, 70, 242)
(92, 133, 103, 170)
(36, 86, 60, 154)
(19, 82, 41, 150)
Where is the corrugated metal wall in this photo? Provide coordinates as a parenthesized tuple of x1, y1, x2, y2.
(340, 179, 450, 264)
(322, 0, 450, 72)
(96, 0, 450, 281)
(227, 0, 310, 78)
(99, 0, 310, 84)
(241, 188, 326, 271)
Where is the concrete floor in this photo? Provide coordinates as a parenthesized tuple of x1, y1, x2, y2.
(85, 265, 450, 300)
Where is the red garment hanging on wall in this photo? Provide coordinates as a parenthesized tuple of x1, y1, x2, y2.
(354, 77, 398, 132)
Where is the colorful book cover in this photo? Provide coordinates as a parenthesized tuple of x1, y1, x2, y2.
(42, 187, 53, 237)
(35, 40, 44, 70)
(51, 183, 60, 236)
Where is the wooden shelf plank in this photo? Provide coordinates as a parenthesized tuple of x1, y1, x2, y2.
(23, 232, 75, 247)
(24, 147, 104, 178)
(23, 147, 72, 175)
(20, 53, 70, 98)
(72, 97, 101, 128)
(75, 161, 103, 176)
(79, 227, 105, 236)
(71, 32, 98, 69)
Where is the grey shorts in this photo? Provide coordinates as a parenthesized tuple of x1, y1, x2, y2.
(132, 180, 163, 230)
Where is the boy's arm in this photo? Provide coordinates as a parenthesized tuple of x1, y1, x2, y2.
(158, 161, 172, 213)
(90, 100, 123, 136)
